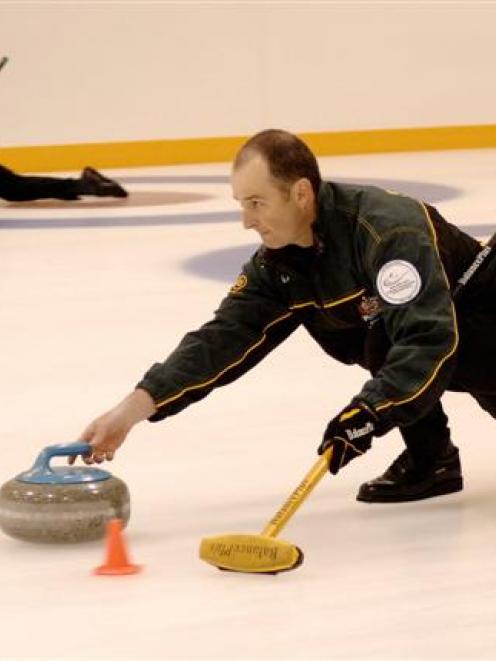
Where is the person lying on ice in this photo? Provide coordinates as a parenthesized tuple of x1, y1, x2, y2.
(0, 164, 127, 201)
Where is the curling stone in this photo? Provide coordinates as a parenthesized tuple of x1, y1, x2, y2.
(0, 442, 130, 543)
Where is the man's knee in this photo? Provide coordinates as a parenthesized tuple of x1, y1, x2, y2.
(472, 393, 496, 418)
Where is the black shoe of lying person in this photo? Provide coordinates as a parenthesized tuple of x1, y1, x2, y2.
(79, 167, 128, 198)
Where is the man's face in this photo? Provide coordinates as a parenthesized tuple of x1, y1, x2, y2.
(232, 154, 314, 249)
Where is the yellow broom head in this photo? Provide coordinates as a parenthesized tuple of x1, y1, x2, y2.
(199, 533, 303, 574)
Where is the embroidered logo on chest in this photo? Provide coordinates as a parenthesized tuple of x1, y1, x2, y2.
(376, 260, 421, 304)
(230, 274, 248, 294)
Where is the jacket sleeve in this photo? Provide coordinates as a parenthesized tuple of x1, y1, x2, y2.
(356, 208, 459, 431)
(136, 256, 300, 421)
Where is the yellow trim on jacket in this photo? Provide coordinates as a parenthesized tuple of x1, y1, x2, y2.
(289, 288, 366, 311)
(375, 202, 459, 413)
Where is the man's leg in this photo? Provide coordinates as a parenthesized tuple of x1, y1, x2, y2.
(356, 320, 462, 503)
(470, 393, 496, 418)
(0, 164, 81, 201)
(0, 164, 127, 201)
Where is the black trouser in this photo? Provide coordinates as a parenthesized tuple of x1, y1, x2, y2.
(307, 319, 456, 467)
(0, 164, 82, 201)
(363, 321, 453, 467)
(366, 300, 496, 466)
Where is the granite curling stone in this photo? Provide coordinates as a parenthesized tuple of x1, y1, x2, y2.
(0, 442, 130, 543)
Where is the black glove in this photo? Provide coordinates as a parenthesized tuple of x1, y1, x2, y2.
(318, 399, 380, 474)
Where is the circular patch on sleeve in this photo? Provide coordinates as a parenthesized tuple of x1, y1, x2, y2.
(230, 273, 248, 294)
(376, 260, 421, 304)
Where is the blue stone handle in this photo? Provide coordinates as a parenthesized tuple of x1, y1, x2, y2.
(16, 442, 111, 484)
(29, 442, 92, 477)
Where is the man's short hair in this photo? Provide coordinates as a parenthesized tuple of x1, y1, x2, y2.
(233, 129, 322, 197)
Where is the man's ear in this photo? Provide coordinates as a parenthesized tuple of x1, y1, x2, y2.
(292, 178, 313, 208)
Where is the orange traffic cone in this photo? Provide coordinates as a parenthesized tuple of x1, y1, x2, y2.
(94, 518, 142, 576)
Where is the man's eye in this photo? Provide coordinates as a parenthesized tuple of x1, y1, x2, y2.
(250, 200, 261, 209)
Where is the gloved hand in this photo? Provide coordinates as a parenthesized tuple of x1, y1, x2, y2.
(318, 399, 380, 474)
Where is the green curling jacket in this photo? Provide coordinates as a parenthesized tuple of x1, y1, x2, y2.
(137, 182, 480, 431)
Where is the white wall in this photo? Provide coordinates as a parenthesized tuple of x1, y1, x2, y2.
(1, 1, 495, 147)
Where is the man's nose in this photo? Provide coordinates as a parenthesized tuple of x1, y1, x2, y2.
(242, 211, 256, 230)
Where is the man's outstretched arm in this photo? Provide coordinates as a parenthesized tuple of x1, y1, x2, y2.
(72, 254, 299, 463)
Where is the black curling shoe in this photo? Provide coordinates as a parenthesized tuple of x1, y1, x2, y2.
(80, 167, 128, 198)
(357, 443, 463, 503)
